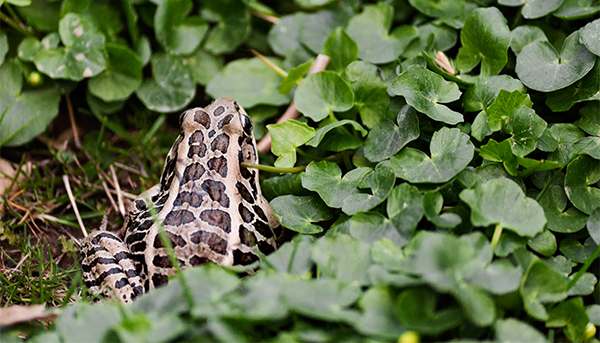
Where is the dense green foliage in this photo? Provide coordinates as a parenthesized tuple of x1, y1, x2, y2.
(1, 0, 599, 342)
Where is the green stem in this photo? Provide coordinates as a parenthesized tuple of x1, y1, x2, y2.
(242, 162, 306, 173)
(0, 7, 36, 37)
(567, 244, 600, 290)
(491, 224, 503, 252)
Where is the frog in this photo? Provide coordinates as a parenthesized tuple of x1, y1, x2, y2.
(79, 98, 281, 304)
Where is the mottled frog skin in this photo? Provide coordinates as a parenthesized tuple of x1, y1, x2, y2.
(80, 98, 280, 303)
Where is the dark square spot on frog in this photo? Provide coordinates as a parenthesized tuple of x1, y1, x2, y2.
(164, 209, 196, 226)
(211, 133, 230, 153)
(239, 203, 255, 223)
(194, 109, 210, 127)
(258, 241, 275, 255)
(153, 232, 187, 248)
(135, 200, 147, 211)
(214, 105, 225, 116)
(236, 182, 255, 204)
(200, 209, 231, 233)
(152, 273, 169, 288)
(189, 255, 209, 266)
(152, 255, 172, 268)
(201, 180, 230, 207)
(188, 131, 207, 158)
(189, 230, 228, 255)
(233, 249, 258, 265)
(239, 225, 257, 246)
(254, 220, 274, 239)
(253, 205, 268, 222)
(218, 114, 233, 129)
(181, 163, 205, 184)
(208, 157, 227, 178)
(174, 191, 203, 207)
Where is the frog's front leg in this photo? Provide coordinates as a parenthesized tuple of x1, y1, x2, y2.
(80, 231, 145, 304)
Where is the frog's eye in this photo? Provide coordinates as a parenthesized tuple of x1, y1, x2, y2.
(241, 115, 253, 137)
(179, 110, 189, 128)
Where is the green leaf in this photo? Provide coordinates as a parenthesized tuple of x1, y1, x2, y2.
(495, 318, 546, 343)
(471, 111, 493, 141)
(588, 208, 600, 245)
(345, 4, 418, 64)
(88, 44, 142, 102)
(547, 123, 587, 165)
(135, 53, 195, 112)
(547, 297, 589, 343)
(322, 27, 358, 73)
(354, 287, 406, 339)
(516, 31, 596, 92)
(468, 260, 522, 294)
(14, 0, 60, 32)
(390, 127, 474, 183)
(564, 155, 600, 215)
(201, 0, 250, 55)
(183, 48, 223, 87)
(539, 185, 589, 233)
(154, 0, 207, 55)
(422, 192, 462, 229)
(459, 178, 546, 237)
(186, 265, 242, 317)
(501, 0, 563, 19)
(510, 25, 548, 55)
(456, 7, 511, 76)
(294, 0, 336, 9)
(506, 106, 547, 157)
(207, 58, 291, 108)
(281, 278, 361, 322)
(294, 71, 354, 122)
(395, 288, 463, 334)
(520, 259, 568, 321)
(34, 13, 107, 81)
(264, 236, 314, 276)
(307, 119, 367, 149)
(298, 6, 354, 54)
(559, 237, 597, 263)
(408, 0, 468, 18)
(311, 234, 371, 285)
(574, 136, 600, 160)
(479, 139, 519, 176)
(401, 23, 457, 59)
(580, 18, 600, 56)
(344, 212, 409, 247)
(268, 120, 315, 168)
(341, 163, 396, 215)
(389, 65, 463, 125)
(387, 183, 424, 237)
(364, 105, 419, 162)
(267, 12, 308, 58)
(554, 0, 600, 18)
(0, 60, 61, 147)
(342, 61, 390, 129)
(486, 90, 533, 132)
(578, 101, 600, 136)
(568, 273, 597, 296)
(270, 195, 332, 234)
(279, 59, 312, 95)
(546, 61, 600, 112)
(302, 161, 370, 208)
(56, 303, 122, 343)
(528, 230, 557, 257)
(463, 75, 525, 113)
(16, 36, 41, 62)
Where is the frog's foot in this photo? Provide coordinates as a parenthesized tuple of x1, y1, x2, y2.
(80, 231, 144, 304)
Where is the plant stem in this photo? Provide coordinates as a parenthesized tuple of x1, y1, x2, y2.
(0, 7, 36, 37)
(242, 162, 306, 174)
(567, 244, 600, 290)
(491, 224, 503, 252)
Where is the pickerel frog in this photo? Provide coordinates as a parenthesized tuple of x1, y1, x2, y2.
(80, 98, 280, 303)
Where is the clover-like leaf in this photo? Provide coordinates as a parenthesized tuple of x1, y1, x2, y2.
(307, 119, 367, 152)
(499, 0, 563, 19)
(395, 288, 463, 335)
(588, 208, 600, 245)
(408, 0, 469, 18)
(343, 61, 390, 129)
(460, 178, 546, 237)
(268, 120, 315, 168)
(135, 53, 195, 112)
(279, 59, 312, 95)
(345, 4, 418, 64)
(342, 163, 396, 215)
(322, 27, 358, 73)
(574, 137, 600, 160)
(495, 319, 546, 343)
(486, 89, 533, 132)
(183, 48, 223, 87)
(456, 7, 511, 76)
(389, 65, 462, 124)
(479, 139, 519, 176)
(510, 25, 548, 55)
(364, 105, 419, 162)
(546, 61, 600, 112)
(564, 155, 600, 215)
(0, 59, 61, 147)
(520, 260, 568, 321)
(387, 183, 424, 237)
(270, 195, 332, 234)
(506, 106, 547, 157)
(547, 123, 587, 165)
(301, 161, 370, 208)
(155, 0, 207, 55)
(422, 192, 462, 228)
(294, 71, 354, 122)
(298, 6, 354, 54)
(88, 44, 142, 102)
(547, 297, 589, 343)
(34, 13, 107, 81)
(207, 58, 291, 108)
(344, 213, 409, 247)
(463, 75, 525, 113)
(390, 127, 474, 183)
(311, 234, 371, 285)
(578, 102, 600, 136)
(516, 31, 596, 92)
(355, 288, 407, 340)
(554, 0, 600, 19)
(267, 12, 307, 58)
(201, 0, 250, 55)
(580, 18, 600, 56)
